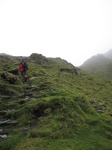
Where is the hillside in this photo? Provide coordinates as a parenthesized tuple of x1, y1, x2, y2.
(1, 53, 112, 150)
(104, 49, 112, 59)
(80, 49, 112, 78)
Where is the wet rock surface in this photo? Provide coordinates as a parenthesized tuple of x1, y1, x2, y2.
(0, 81, 45, 142)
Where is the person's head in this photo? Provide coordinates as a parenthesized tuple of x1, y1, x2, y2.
(22, 59, 24, 64)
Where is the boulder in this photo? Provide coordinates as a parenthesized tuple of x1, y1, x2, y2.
(1, 72, 17, 84)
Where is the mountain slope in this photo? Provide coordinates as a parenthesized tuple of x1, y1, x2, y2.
(80, 50, 112, 78)
(1, 53, 112, 150)
(104, 49, 112, 59)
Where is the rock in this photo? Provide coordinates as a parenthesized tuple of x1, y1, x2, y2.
(30, 53, 49, 64)
(0, 87, 14, 96)
(25, 96, 30, 101)
(16, 94, 25, 98)
(0, 111, 7, 115)
(20, 128, 28, 132)
(33, 94, 43, 98)
(97, 106, 105, 113)
(0, 129, 11, 134)
(0, 134, 8, 139)
(29, 77, 38, 81)
(44, 74, 52, 77)
(8, 68, 19, 75)
(97, 109, 105, 113)
(0, 120, 18, 126)
(31, 84, 37, 88)
(18, 100, 26, 104)
(0, 109, 15, 115)
(60, 68, 79, 75)
(89, 99, 95, 104)
(1, 72, 17, 84)
(23, 92, 33, 97)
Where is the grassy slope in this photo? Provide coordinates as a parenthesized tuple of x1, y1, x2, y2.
(0, 54, 112, 150)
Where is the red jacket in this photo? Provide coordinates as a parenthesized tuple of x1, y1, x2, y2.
(19, 63, 24, 72)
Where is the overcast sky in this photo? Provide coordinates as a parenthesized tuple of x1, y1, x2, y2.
(0, 0, 112, 66)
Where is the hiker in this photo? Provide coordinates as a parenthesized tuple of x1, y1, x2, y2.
(19, 59, 28, 81)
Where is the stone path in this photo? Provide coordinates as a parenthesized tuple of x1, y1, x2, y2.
(0, 82, 44, 140)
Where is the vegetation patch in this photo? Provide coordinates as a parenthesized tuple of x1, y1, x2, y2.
(1, 54, 112, 150)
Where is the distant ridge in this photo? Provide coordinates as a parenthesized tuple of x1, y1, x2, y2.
(0, 53, 11, 56)
(80, 49, 112, 78)
(104, 49, 112, 59)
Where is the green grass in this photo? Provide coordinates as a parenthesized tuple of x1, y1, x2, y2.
(1, 54, 112, 150)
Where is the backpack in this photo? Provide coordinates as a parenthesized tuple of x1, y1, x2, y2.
(23, 62, 28, 71)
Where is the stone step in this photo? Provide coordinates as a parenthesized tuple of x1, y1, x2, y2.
(0, 134, 9, 140)
(0, 129, 11, 134)
(0, 110, 15, 115)
(0, 120, 18, 126)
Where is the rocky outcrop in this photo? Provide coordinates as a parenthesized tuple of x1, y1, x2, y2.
(29, 53, 49, 64)
(89, 100, 107, 113)
(1, 72, 17, 84)
(8, 69, 19, 75)
(60, 67, 80, 75)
